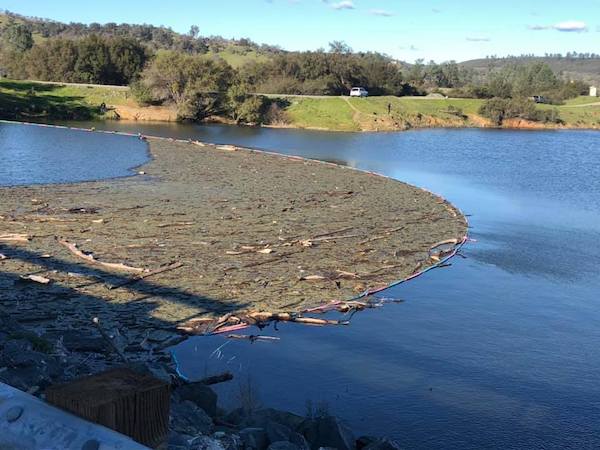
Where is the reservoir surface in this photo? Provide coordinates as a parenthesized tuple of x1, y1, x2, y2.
(2, 121, 600, 449)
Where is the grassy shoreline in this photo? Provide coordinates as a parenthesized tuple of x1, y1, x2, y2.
(1, 78, 599, 131)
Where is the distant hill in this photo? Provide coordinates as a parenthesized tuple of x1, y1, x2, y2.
(3, 11, 599, 85)
(0, 11, 280, 68)
(460, 56, 600, 86)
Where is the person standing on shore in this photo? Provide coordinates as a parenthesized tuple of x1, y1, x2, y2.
(388, 103, 392, 115)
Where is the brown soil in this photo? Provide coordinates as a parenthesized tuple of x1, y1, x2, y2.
(112, 104, 178, 122)
(0, 138, 467, 336)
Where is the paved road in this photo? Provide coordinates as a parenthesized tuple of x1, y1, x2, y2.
(20, 79, 130, 90)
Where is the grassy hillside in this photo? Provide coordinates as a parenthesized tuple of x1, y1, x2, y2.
(0, 78, 131, 120)
(461, 57, 600, 86)
(0, 12, 276, 67)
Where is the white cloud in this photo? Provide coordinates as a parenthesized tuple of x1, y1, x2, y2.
(331, 1, 354, 10)
(554, 20, 587, 32)
(529, 20, 588, 32)
(466, 37, 491, 42)
(370, 9, 394, 17)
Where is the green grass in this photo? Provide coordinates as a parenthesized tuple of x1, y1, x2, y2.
(348, 96, 483, 116)
(207, 45, 271, 69)
(550, 104, 600, 128)
(562, 96, 600, 106)
(0, 78, 126, 120)
(285, 97, 359, 131)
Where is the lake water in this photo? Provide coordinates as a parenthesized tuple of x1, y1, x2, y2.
(0, 122, 149, 186)
(3, 120, 600, 449)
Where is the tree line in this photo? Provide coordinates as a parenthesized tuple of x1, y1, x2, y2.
(0, 14, 591, 125)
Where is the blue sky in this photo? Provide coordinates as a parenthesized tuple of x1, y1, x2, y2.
(2, 0, 598, 62)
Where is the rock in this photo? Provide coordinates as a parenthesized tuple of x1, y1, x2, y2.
(266, 421, 294, 443)
(224, 407, 247, 426)
(0, 367, 47, 391)
(168, 431, 193, 450)
(171, 400, 214, 436)
(244, 408, 305, 431)
(356, 436, 378, 449)
(176, 383, 218, 417)
(239, 427, 269, 450)
(145, 361, 174, 384)
(189, 435, 226, 450)
(147, 329, 175, 342)
(265, 421, 309, 450)
(298, 416, 355, 450)
(49, 330, 105, 352)
(267, 442, 302, 450)
(289, 433, 310, 450)
(2, 339, 40, 367)
(210, 432, 243, 450)
(362, 438, 402, 450)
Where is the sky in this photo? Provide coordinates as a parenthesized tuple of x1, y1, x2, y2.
(1, 0, 599, 62)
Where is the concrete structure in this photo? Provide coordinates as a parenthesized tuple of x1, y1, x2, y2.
(590, 86, 598, 97)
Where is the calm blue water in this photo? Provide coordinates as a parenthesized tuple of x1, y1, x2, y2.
(5, 121, 600, 448)
(0, 122, 149, 186)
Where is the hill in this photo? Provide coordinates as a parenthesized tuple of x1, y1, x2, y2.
(0, 11, 279, 67)
(460, 56, 600, 86)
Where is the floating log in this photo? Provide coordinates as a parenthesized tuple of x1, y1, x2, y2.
(0, 233, 30, 243)
(58, 239, 146, 273)
(108, 262, 184, 290)
(227, 334, 281, 343)
(177, 311, 349, 336)
(19, 274, 51, 285)
(197, 372, 234, 385)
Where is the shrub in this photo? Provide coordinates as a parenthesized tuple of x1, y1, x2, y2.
(479, 97, 562, 125)
(263, 102, 289, 125)
(235, 95, 269, 124)
(130, 80, 156, 106)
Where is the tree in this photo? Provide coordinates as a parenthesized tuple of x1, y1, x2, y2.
(188, 25, 200, 39)
(1, 22, 33, 52)
(139, 51, 234, 119)
(328, 41, 352, 54)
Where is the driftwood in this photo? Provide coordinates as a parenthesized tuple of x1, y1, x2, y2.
(359, 226, 405, 245)
(310, 226, 354, 240)
(92, 317, 129, 364)
(0, 233, 30, 243)
(309, 234, 361, 243)
(227, 334, 281, 343)
(156, 222, 195, 228)
(197, 372, 234, 385)
(59, 239, 146, 274)
(177, 311, 349, 335)
(108, 262, 184, 290)
(19, 274, 51, 284)
(430, 238, 459, 250)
